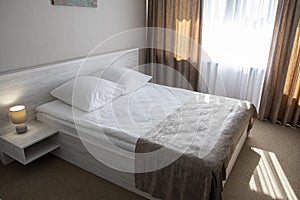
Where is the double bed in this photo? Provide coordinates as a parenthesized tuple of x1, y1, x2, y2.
(36, 81, 256, 199)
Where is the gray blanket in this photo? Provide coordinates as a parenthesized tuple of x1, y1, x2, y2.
(135, 93, 257, 200)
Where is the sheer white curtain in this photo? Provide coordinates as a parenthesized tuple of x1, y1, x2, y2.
(200, 0, 278, 108)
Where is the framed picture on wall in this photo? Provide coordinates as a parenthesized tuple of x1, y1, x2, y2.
(52, 0, 97, 8)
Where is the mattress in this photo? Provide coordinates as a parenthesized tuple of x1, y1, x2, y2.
(36, 83, 197, 153)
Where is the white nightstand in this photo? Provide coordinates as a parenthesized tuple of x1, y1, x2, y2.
(0, 121, 60, 165)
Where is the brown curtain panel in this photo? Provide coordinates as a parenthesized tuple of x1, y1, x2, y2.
(259, 0, 300, 128)
(146, 0, 202, 91)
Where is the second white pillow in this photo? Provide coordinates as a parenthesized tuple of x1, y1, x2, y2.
(101, 67, 152, 95)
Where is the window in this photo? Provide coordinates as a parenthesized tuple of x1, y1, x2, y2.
(202, 0, 278, 68)
(200, 0, 279, 108)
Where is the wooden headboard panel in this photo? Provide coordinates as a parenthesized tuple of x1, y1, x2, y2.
(0, 48, 139, 135)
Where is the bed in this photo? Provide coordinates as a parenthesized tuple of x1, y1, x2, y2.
(36, 81, 257, 200)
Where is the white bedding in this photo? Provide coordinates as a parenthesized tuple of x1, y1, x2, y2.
(36, 83, 197, 152)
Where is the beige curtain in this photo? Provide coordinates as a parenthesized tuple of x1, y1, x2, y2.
(146, 0, 202, 91)
(259, 0, 300, 128)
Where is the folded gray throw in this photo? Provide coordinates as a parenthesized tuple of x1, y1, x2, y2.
(135, 93, 257, 200)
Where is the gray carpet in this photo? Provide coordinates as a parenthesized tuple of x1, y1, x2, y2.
(0, 121, 299, 200)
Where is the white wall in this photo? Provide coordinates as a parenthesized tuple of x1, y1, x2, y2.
(0, 0, 146, 73)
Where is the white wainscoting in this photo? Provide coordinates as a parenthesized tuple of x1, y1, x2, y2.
(0, 48, 139, 135)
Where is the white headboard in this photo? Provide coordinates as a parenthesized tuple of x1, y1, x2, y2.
(0, 48, 139, 135)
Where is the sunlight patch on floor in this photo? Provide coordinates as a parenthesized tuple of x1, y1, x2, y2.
(249, 147, 298, 200)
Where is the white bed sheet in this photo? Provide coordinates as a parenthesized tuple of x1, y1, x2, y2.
(36, 83, 197, 152)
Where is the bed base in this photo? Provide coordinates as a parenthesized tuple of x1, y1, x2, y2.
(50, 126, 249, 199)
(223, 128, 248, 187)
(51, 131, 158, 200)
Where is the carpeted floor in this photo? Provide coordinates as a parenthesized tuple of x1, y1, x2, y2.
(0, 121, 299, 200)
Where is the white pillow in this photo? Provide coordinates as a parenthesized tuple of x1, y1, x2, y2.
(101, 67, 152, 94)
(50, 76, 126, 112)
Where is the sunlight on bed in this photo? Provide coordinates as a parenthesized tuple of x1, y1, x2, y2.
(249, 147, 298, 200)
